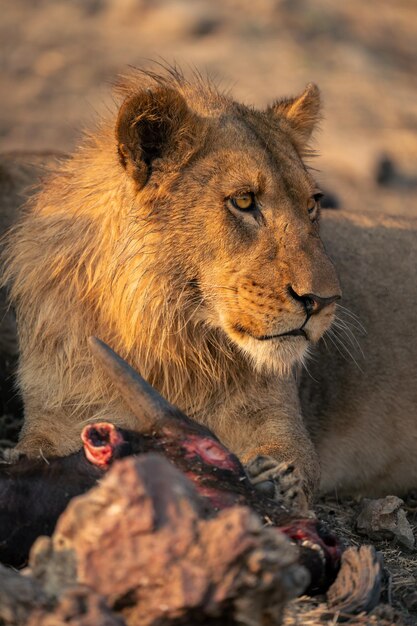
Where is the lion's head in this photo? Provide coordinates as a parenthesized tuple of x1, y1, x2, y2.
(115, 69, 341, 375)
(4, 67, 341, 436)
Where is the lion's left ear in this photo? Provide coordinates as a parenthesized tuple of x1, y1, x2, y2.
(267, 83, 321, 148)
(116, 86, 201, 190)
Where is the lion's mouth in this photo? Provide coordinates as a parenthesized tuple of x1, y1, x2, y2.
(234, 325, 308, 342)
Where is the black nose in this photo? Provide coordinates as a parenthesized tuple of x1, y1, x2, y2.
(288, 286, 340, 316)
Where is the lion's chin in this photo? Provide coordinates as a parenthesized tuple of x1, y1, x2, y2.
(230, 332, 310, 376)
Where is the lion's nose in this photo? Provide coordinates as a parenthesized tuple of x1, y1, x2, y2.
(288, 286, 340, 316)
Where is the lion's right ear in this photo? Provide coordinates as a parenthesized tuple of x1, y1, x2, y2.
(268, 83, 321, 151)
(116, 87, 198, 189)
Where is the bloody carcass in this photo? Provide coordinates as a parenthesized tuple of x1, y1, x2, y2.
(0, 338, 365, 600)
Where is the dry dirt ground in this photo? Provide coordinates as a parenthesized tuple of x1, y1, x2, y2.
(1, 0, 417, 624)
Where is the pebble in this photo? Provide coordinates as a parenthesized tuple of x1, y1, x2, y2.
(356, 495, 415, 552)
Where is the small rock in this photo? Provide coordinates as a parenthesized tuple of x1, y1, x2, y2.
(375, 155, 396, 187)
(191, 17, 220, 38)
(375, 154, 417, 189)
(356, 495, 415, 551)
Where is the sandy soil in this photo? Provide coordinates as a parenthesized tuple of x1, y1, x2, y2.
(1, 1, 417, 624)
(1, 0, 417, 218)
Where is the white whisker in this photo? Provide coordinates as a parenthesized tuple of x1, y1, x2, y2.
(336, 304, 367, 334)
(327, 328, 364, 372)
(332, 318, 365, 357)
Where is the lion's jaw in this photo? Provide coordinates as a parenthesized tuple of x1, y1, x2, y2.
(222, 321, 311, 375)
(210, 298, 337, 375)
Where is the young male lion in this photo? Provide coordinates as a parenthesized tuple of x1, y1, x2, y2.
(2, 69, 417, 511)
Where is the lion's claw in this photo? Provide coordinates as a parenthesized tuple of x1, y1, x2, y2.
(245, 455, 313, 517)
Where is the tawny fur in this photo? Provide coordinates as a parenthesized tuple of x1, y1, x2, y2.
(301, 211, 417, 497)
(1, 69, 416, 501)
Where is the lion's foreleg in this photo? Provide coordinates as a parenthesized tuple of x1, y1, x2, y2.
(208, 377, 320, 515)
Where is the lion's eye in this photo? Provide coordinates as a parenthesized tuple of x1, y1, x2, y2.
(230, 193, 256, 211)
(308, 192, 323, 219)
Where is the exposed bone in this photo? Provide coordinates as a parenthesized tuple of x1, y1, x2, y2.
(81, 423, 125, 468)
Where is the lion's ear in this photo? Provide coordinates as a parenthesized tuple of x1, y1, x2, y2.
(268, 83, 321, 149)
(116, 87, 198, 189)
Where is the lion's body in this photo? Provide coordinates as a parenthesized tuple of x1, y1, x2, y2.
(1, 71, 416, 501)
(302, 211, 417, 496)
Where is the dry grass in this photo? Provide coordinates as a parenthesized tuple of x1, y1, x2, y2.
(284, 596, 402, 625)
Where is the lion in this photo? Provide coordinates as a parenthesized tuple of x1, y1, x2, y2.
(1, 68, 417, 511)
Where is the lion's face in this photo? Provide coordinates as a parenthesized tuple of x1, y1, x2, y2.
(179, 126, 340, 373)
(116, 78, 341, 373)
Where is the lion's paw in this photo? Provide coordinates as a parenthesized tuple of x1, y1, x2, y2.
(245, 455, 313, 517)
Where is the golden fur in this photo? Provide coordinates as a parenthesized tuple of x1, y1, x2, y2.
(2, 68, 416, 503)
(2, 69, 340, 498)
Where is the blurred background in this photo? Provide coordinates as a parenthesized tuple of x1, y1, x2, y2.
(1, 0, 417, 217)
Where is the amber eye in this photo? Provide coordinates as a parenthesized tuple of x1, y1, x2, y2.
(230, 193, 256, 211)
(308, 192, 323, 218)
